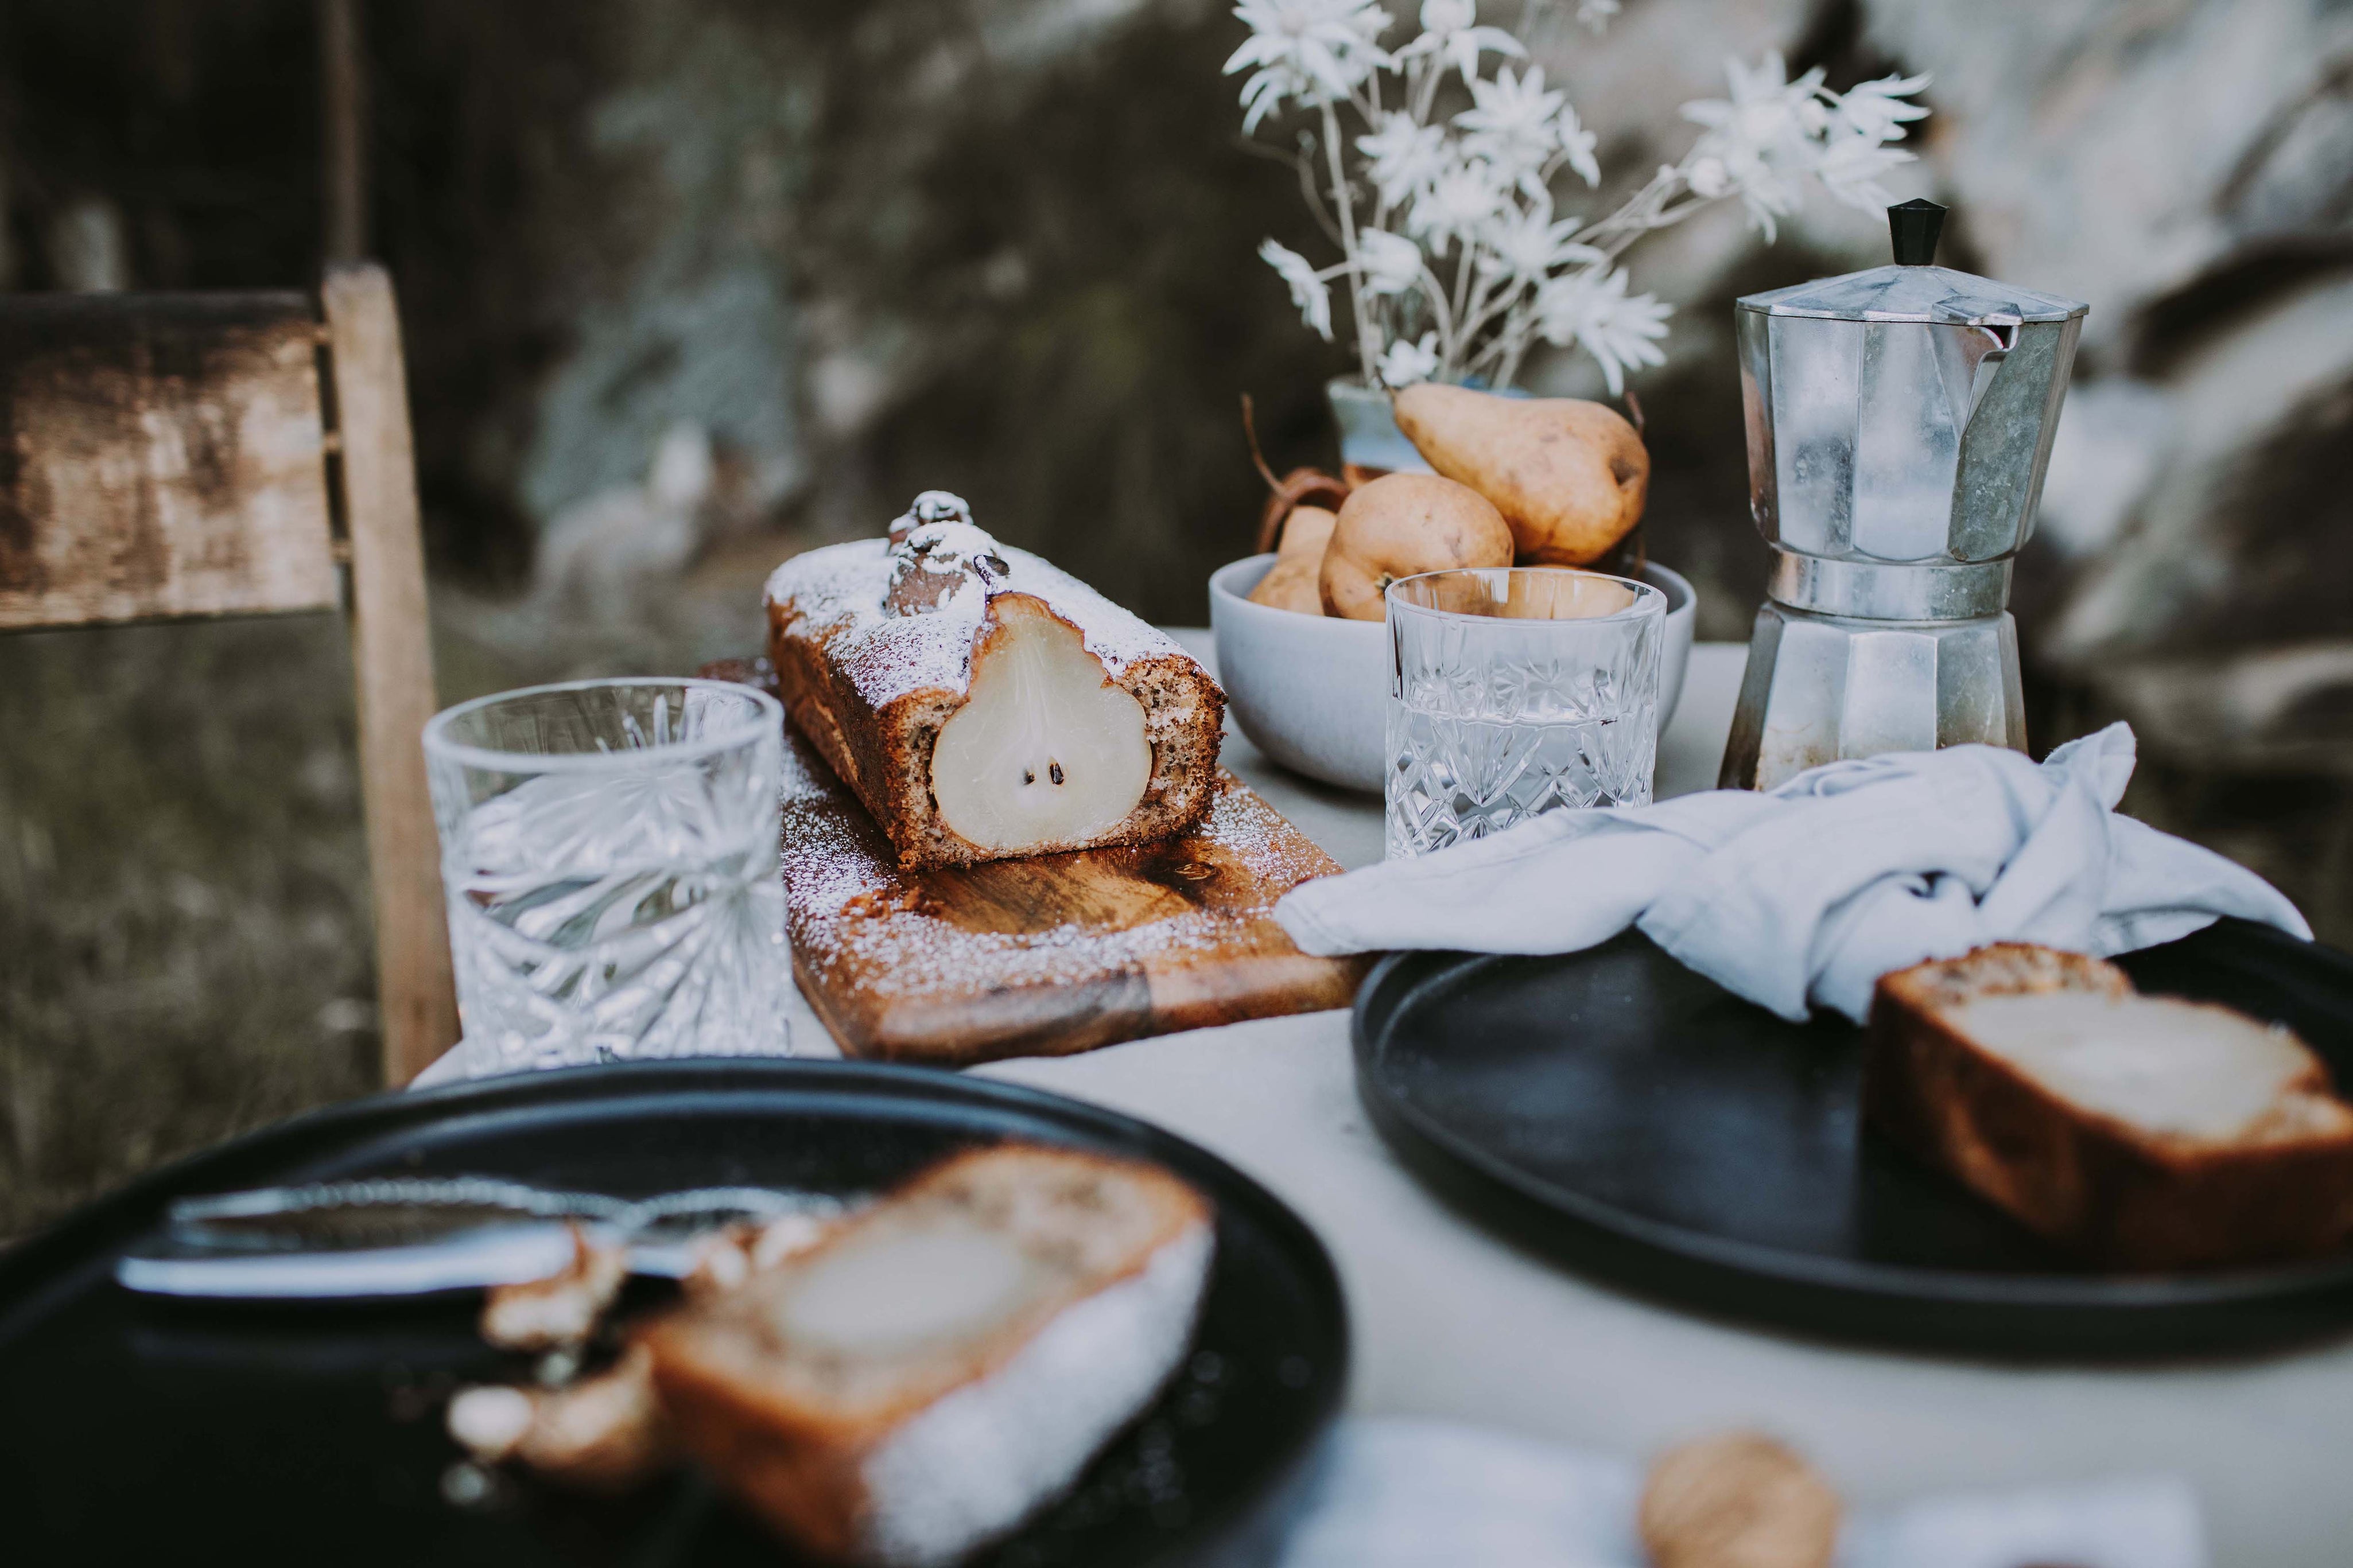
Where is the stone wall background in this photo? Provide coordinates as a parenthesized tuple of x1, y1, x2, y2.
(0, 0, 2347, 1230)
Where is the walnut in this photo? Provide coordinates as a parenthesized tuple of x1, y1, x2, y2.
(479, 1224, 628, 1351)
(678, 1211, 830, 1295)
(1637, 1432, 1840, 1568)
(882, 517, 1011, 616)
(446, 1345, 671, 1492)
(886, 488, 976, 545)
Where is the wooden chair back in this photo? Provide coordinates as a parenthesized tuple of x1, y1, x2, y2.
(0, 264, 459, 1084)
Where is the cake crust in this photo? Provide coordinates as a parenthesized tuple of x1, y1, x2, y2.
(765, 499, 1224, 871)
(1863, 944, 2353, 1270)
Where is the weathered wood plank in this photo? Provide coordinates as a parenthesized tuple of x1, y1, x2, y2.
(0, 292, 338, 630)
(323, 264, 459, 1084)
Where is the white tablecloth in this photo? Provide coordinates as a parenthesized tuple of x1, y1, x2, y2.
(755, 635, 2350, 1568)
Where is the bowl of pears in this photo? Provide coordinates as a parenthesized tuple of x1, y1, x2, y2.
(1210, 384, 1694, 794)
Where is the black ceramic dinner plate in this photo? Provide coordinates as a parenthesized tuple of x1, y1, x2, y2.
(0, 1060, 1346, 1567)
(1354, 917, 2353, 1355)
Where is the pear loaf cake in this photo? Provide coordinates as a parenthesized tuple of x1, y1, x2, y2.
(766, 492, 1225, 870)
(641, 1143, 1214, 1567)
(1865, 944, 2353, 1269)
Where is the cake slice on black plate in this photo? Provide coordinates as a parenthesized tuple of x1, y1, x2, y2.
(1865, 943, 2353, 1270)
(640, 1143, 1214, 1566)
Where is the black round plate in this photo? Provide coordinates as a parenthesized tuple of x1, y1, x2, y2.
(0, 1060, 1346, 1567)
(1354, 917, 2353, 1355)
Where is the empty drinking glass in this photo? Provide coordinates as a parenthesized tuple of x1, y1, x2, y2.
(424, 678, 789, 1073)
(1386, 569, 1665, 859)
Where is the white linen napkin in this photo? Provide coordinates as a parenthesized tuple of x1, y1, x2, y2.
(1275, 1417, 2207, 1568)
(1274, 723, 2311, 1023)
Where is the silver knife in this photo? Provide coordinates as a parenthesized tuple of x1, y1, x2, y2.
(115, 1177, 841, 1300)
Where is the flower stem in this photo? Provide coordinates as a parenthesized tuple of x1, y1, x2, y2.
(1411, 53, 1443, 124)
(1461, 274, 1527, 345)
(1580, 168, 1698, 260)
(1447, 242, 1477, 378)
(1490, 316, 1536, 391)
(1319, 96, 1380, 385)
(1416, 260, 1459, 358)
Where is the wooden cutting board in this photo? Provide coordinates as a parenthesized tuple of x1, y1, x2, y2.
(705, 658, 1372, 1065)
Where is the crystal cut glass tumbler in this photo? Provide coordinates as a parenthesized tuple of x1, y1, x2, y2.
(424, 678, 789, 1073)
(1385, 568, 1665, 859)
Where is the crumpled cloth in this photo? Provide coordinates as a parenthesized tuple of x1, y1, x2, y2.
(1275, 1418, 2206, 1568)
(1275, 723, 2310, 1023)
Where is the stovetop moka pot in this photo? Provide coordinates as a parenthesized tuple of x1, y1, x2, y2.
(1719, 199, 2088, 789)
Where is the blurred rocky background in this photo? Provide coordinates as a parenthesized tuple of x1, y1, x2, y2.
(1, 0, 2347, 1231)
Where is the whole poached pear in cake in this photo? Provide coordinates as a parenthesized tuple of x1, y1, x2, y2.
(928, 595, 1154, 851)
(766, 493, 1225, 869)
(1393, 382, 1649, 566)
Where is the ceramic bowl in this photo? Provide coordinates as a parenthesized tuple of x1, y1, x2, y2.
(1207, 555, 1697, 794)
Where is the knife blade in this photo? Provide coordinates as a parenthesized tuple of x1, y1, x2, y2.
(115, 1177, 842, 1300)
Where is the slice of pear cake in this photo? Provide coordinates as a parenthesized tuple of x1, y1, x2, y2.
(640, 1144, 1214, 1567)
(1865, 944, 2353, 1269)
(766, 491, 1224, 869)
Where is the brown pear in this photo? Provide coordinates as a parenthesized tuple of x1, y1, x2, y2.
(1393, 383, 1649, 566)
(1498, 570, 1637, 620)
(1274, 504, 1338, 563)
(1318, 473, 1514, 621)
(1245, 554, 1325, 614)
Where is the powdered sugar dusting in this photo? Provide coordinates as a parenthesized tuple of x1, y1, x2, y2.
(766, 534, 1198, 714)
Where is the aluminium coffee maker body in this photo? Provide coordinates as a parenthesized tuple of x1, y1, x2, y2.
(1718, 201, 2088, 790)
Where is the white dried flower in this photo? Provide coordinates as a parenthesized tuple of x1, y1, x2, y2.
(1814, 132, 1916, 211)
(1226, 0, 1396, 131)
(1836, 71, 1932, 144)
(1677, 53, 1929, 240)
(1476, 199, 1601, 283)
(1260, 238, 1335, 338)
(1682, 52, 1827, 241)
(1535, 267, 1671, 395)
(1455, 64, 1566, 181)
(1357, 112, 1451, 207)
(1408, 158, 1504, 256)
(1230, 3, 1923, 397)
(1395, 0, 1524, 82)
(1715, 149, 1803, 240)
(1554, 101, 1600, 188)
(1680, 52, 1825, 159)
(1376, 330, 1442, 388)
(1355, 228, 1426, 295)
